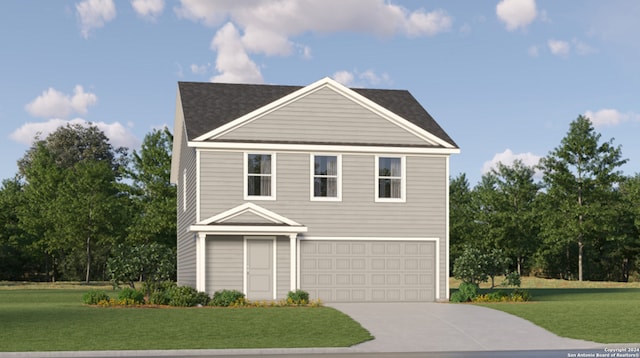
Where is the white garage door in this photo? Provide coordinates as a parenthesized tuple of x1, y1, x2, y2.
(300, 240, 436, 302)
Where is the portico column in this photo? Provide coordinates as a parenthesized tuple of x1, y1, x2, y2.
(196, 233, 207, 292)
(289, 234, 297, 291)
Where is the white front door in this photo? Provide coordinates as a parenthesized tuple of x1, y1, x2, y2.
(246, 238, 274, 300)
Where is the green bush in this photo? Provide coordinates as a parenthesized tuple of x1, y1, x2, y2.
(451, 282, 479, 302)
(169, 286, 210, 307)
(511, 288, 532, 302)
(287, 290, 310, 304)
(211, 289, 245, 307)
(501, 271, 522, 287)
(147, 281, 176, 305)
(117, 287, 145, 304)
(82, 290, 110, 305)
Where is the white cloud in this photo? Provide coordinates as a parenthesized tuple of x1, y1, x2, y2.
(496, 0, 537, 31)
(76, 0, 116, 39)
(572, 38, 596, 55)
(176, 0, 452, 83)
(482, 149, 541, 175)
(209, 22, 263, 83)
(131, 0, 164, 20)
(190, 63, 211, 75)
(548, 39, 570, 57)
(25, 86, 97, 119)
(332, 71, 355, 86)
(332, 70, 391, 87)
(584, 108, 640, 127)
(10, 118, 139, 150)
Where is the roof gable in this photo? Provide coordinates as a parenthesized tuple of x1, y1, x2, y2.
(177, 77, 458, 149)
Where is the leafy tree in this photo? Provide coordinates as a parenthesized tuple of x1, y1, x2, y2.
(537, 115, 627, 281)
(107, 242, 176, 296)
(449, 173, 477, 271)
(481, 160, 541, 275)
(127, 128, 176, 248)
(17, 123, 129, 281)
(452, 245, 489, 286)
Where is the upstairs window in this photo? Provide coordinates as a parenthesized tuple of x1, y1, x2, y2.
(245, 153, 275, 200)
(376, 156, 405, 202)
(311, 155, 341, 201)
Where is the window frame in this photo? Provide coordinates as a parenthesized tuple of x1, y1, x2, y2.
(309, 154, 342, 201)
(244, 152, 276, 200)
(375, 155, 406, 203)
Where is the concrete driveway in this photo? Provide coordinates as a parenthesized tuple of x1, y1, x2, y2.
(328, 302, 605, 352)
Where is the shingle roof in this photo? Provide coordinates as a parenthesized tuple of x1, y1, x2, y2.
(178, 81, 457, 148)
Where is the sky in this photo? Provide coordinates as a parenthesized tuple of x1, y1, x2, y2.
(1, 0, 639, 186)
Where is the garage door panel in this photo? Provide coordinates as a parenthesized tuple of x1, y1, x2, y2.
(300, 240, 436, 302)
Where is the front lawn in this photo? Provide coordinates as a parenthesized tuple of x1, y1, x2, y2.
(0, 287, 373, 352)
(471, 286, 640, 343)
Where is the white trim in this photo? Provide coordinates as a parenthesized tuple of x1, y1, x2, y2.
(196, 150, 201, 222)
(296, 236, 301, 290)
(190, 225, 307, 235)
(445, 156, 450, 300)
(244, 152, 276, 201)
(197, 202, 303, 227)
(273, 238, 277, 300)
(289, 234, 297, 292)
(190, 141, 460, 155)
(300, 236, 441, 300)
(309, 154, 342, 201)
(193, 77, 456, 149)
(301, 236, 438, 241)
(242, 238, 247, 295)
(196, 233, 206, 292)
(375, 155, 406, 203)
(182, 169, 187, 213)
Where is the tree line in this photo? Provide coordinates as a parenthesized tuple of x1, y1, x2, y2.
(0, 123, 176, 282)
(451, 115, 640, 282)
(1, 115, 638, 283)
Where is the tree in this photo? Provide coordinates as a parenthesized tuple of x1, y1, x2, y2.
(449, 173, 477, 271)
(482, 160, 541, 275)
(18, 123, 129, 281)
(538, 115, 627, 281)
(127, 128, 176, 248)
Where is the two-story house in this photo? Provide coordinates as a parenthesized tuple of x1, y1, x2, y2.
(170, 77, 459, 302)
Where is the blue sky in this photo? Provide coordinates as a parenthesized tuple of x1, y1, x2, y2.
(1, 0, 639, 186)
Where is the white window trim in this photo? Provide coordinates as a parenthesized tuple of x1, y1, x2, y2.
(244, 152, 276, 201)
(309, 154, 342, 201)
(375, 155, 406, 203)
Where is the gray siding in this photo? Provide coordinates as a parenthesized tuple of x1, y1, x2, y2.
(198, 150, 448, 299)
(215, 87, 428, 146)
(199, 151, 446, 238)
(205, 236, 243, 296)
(276, 236, 290, 299)
(176, 123, 197, 288)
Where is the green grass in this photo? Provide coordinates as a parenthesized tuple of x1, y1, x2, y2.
(0, 287, 373, 352)
(466, 284, 640, 343)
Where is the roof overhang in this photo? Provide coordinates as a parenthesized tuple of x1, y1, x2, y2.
(190, 203, 307, 235)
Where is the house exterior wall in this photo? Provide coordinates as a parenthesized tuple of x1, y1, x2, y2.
(205, 236, 243, 295)
(176, 123, 198, 288)
(215, 87, 429, 146)
(276, 236, 290, 298)
(198, 150, 448, 298)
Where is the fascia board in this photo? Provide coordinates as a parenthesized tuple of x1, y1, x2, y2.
(189, 225, 308, 234)
(190, 141, 461, 155)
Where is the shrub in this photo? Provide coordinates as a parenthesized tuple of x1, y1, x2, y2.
(169, 286, 210, 307)
(511, 288, 532, 302)
(117, 287, 145, 304)
(287, 290, 310, 305)
(83, 290, 110, 305)
(501, 271, 522, 287)
(147, 281, 177, 305)
(210, 289, 245, 307)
